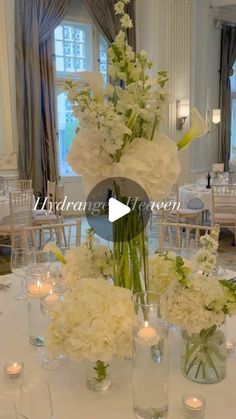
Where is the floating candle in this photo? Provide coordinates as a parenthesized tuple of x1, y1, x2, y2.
(45, 290, 60, 304)
(137, 321, 158, 340)
(28, 280, 52, 298)
(135, 321, 159, 347)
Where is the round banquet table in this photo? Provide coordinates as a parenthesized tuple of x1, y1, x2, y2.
(0, 274, 236, 419)
(179, 185, 212, 212)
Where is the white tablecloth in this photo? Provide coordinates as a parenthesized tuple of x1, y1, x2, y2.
(0, 274, 236, 419)
(179, 185, 212, 212)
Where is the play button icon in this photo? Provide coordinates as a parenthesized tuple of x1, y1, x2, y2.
(85, 177, 151, 242)
(108, 198, 131, 222)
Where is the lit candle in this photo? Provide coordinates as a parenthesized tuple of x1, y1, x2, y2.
(182, 394, 206, 418)
(136, 321, 159, 347)
(226, 340, 235, 355)
(4, 361, 24, 380)
(28, 280, 52, 298)
(185, 397, 203, 409)
(45, 290, 60, 304)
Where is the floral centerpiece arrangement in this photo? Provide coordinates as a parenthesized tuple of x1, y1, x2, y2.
(147, 229, 236, 384)
(44, 228, 113, 284)
(46, 277, 135, 391)
(64, 0, 208, 294)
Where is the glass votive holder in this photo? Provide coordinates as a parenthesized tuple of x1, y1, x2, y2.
(182, 394, 206, 419)
(4, 361, 24, 384)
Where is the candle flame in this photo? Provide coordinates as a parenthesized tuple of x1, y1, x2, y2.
(36, 280, 42, 289)
(144, 321, 149, 328)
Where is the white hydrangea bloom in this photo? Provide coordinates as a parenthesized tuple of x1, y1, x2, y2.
(46, 278, 135, 362)
(102, 134, 180, 201)
(165, 276, 226, 335)
(62, 244, 113, 284)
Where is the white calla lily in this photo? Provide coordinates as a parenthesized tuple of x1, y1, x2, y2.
(79, 71, 104, 102)
(43, 241, 65, 264)
(178, 108, 208, 150)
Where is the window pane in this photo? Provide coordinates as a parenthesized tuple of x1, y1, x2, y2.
(54, 25, 63, 40)
(55, 56, 64, 72)
(75, 43, 85, 57)
(75, 58, 85, 71)
(99, 35, 108, 82)
(65, 57, 75, 72)
(75, 28, 85, 43)
(56, 91, 79, 177)
(55, 40, 63, 56)
(64, 42, 75, 57)
(231, 62, 236, 93)
(64, 25, 74, 41)
(54, 22, 92, 76)
(231, 98, 236, 149)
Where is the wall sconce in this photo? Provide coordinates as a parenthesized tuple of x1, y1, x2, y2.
(176, 100, 190, 130)
(212, 109, 221, 125)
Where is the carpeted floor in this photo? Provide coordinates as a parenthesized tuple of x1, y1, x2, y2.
(0, 218, 235, 275)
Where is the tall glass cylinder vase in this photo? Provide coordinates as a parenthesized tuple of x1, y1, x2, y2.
(27, 273, 52, 346)
(133, 292, 169, 419)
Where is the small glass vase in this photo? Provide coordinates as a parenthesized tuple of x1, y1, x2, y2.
(86, 360, 111, 392)
(182, 324, 227, 384)
(133, 292, 169, 419)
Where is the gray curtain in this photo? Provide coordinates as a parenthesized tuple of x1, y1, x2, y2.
(219, 25, 236, 170)
(15, 0, 71, 196)
(83, 0, 136, 50)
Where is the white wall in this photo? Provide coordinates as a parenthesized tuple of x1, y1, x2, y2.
(0, 0, 18, 178)
(136, 0, 221, 184)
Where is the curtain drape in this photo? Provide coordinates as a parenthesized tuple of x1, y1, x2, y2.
(15, 0, 71, 196)
(82, 0, 136, 50)
(219, 25, 236, 170)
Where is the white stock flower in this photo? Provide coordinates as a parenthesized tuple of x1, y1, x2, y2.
(115, 1, 125, 14)
(200, 234, 219, 251)
(120, 13, 133, 29)
(149, 253, 178, 296)
(103, 134, 180, 201)
(79, 71, 104, 102)
(193, 249, 217, 275)
(46, 278, 135, 362)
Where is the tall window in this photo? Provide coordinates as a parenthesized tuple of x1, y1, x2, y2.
(54, 21, 108, 177)
(230, 62, 236, 161)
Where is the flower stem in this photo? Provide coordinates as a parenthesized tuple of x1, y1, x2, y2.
(94, 360, 109, 382)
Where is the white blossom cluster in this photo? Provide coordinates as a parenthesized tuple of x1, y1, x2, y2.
(193, 230, 219, 275)
(62, 243, 113, 284)
(46, 278, 134, 362)
(165, 275, 226, 335)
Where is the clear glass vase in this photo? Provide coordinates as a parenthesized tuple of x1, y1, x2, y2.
(113, 196, 149, 294)
(133, 292, 169, 419)
(86, 360, 111, 392)
(181, 324, 227, 384)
